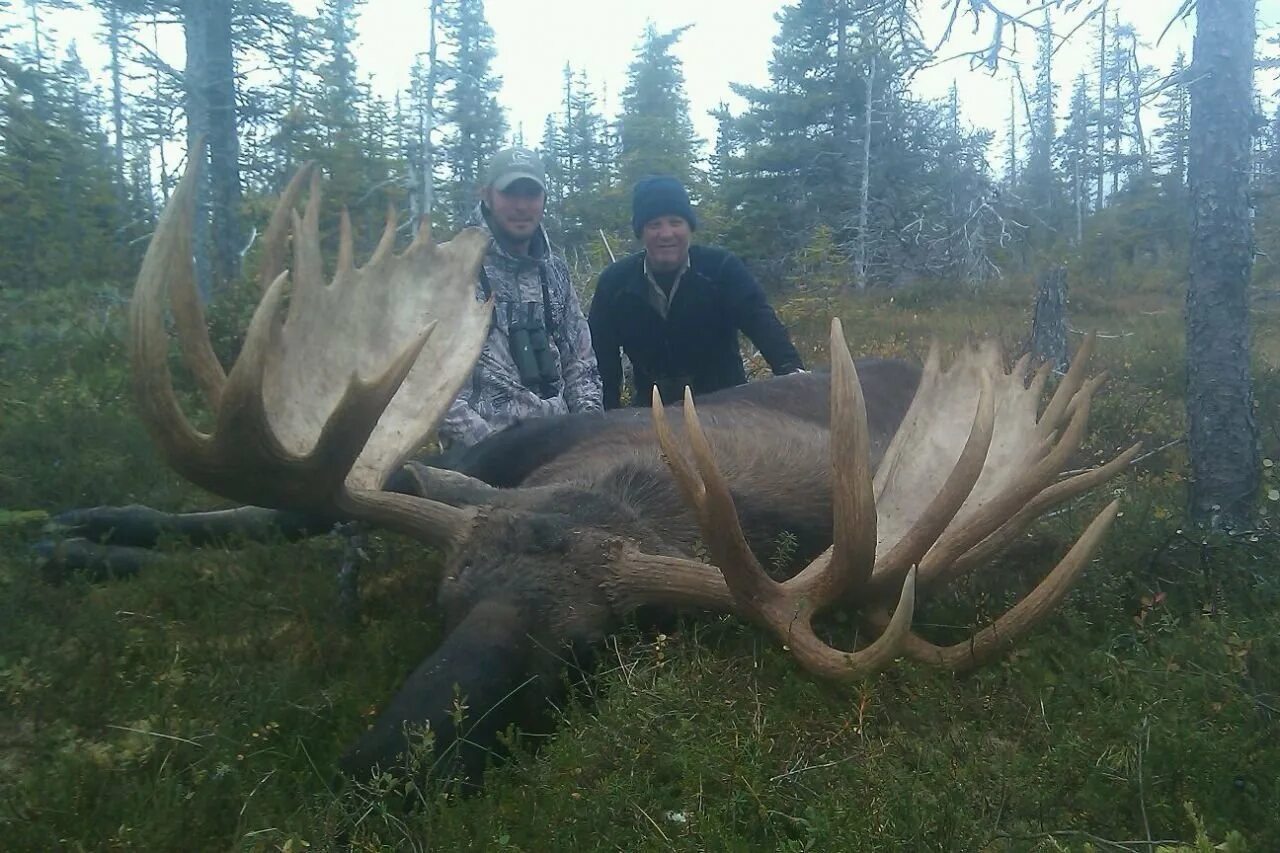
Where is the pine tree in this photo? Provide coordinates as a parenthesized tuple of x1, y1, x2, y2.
(23, 0, 80, 75)
(404, 0, 441, 226)
(617, 23, 698, 189)
(708, 101, 736, 189)
(718, 0, 986, 288)
(722, 0, 876, 267)
(1058, 74, 1094, 245)
(1154, 50, 1190, 190)
(87, 0, 132, 214)
(314, 0, 365, 193)
(558, 68, 612, 249)
(438, 0, 507, 226)
(0, 44, 131, 288)
(1021, 12, 1061, 231)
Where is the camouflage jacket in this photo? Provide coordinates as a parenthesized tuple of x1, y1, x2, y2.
(439, 205, 603, 448)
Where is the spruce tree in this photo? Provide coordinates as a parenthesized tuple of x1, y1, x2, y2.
(438, 0, 507, 227)
(616, 23, 698, 189)
(1154, 50, 1190, 190)
(1058, 74, 1095, 245)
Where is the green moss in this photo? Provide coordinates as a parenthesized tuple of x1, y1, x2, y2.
(1, 283, 1275, 850)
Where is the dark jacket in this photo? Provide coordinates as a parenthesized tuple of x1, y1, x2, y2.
(589, 245, 804, 409)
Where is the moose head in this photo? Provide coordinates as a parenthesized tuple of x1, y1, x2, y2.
(129, 155, 1138, 785)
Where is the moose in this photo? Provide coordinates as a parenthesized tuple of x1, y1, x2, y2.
(59, 154, 1138, 786)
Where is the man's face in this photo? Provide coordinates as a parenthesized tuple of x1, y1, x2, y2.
(484, 179, 545, 243)
(641, 215, 692, 273)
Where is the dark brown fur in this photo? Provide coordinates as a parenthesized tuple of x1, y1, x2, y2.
(340, 361, 921, 785)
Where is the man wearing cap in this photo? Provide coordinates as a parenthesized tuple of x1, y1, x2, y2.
(588, 175, 805, 410)
(440, 147, 603, 448)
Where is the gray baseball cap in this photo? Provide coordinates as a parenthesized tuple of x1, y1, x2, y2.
(484, 146, 546, 192)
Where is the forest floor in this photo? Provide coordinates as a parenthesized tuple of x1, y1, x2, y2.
(1, 277, 1278, 851)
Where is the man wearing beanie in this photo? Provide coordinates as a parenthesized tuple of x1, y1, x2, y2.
(589, 176, 805, 409)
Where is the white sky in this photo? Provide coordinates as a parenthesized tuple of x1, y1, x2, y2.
(15, 0, 1280, 168)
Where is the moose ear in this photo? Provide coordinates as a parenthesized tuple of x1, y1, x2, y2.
(385, 462, 500, 507)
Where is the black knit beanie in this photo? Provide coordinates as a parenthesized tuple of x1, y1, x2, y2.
(631, 176, 697, 238)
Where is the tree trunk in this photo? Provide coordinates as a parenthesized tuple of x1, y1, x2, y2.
(855, 54, 875, 290)
(183, 0, 241, 300)
(423, 0, 439, 222)
(205, 0, 242, 287)
(1096, 0, 1107, 208)
(1028, 266, 1068, 373)
(183, 0, 213, 299)
(151, 16, 170, 203)
(29, 0, 44, 73)
(1186, 0, 1260, 530)
(1006, 78, 1018, 187)
(1128, 35, 1149, 174)
(107, 3, 127, 211)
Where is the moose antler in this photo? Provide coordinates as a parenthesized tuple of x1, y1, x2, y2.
(129, 150, 492, 546)
(633, 319, 1136, 678)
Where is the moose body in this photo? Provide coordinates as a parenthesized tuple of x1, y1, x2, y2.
(350, 364, 922, 781)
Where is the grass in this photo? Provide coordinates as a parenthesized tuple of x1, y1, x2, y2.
(1, 276, 1278, 851)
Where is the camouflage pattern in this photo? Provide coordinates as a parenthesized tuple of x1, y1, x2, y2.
(439, 205, 603, 448)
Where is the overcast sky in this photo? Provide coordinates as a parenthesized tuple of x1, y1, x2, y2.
(15, 0, 1280, 167)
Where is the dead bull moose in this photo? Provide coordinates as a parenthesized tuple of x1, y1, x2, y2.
(116, 155, 1138, 786)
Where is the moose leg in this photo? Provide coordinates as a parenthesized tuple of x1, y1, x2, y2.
(47, 504, 331, 548)
(33, 505, 335, 583)
(33, 537, 167, 583)
(338, 599, 556, 791)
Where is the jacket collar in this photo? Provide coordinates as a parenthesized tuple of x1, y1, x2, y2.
(625, 246, 699, 298)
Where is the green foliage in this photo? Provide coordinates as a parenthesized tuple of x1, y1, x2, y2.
(0, 51, 137, 290)
(714, 0, 998, 291)
(541, 66, 627, 254)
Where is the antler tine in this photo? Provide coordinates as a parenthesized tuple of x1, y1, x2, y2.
(129, 150, 215, 469)
(410, 212, 433, 249)
(823, 318, 877, 600)
(258, 161, 315, 293)
(899, 500, 1120, 670)
(945, 441, 1140, 581)
(368, 201, 398, 267)
(680, 387, 777, 608)
(1037, 331, 1096, 438)
(148, 139, 227, 412)
(336, 207, 355, 274)
(867, 369, 995, 598)
(1027, 358, 1054, 402)
(655, 332, 916, 682)
(285, 171, 325, 316)
(794, 567, 915, 683)
(915, 376, 1099, 592)
(651, 387, 705, 511)
(786, 319, 877, 603)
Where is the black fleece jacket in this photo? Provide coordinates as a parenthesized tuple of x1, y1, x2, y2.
(589, 245, 805, 409)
